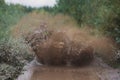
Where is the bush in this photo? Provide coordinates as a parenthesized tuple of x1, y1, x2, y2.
(0, 38, 33, 80)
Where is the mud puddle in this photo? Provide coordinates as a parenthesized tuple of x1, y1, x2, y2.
(17, 57, 120, 80)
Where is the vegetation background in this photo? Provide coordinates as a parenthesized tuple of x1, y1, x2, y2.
(0, 0, 120, 80)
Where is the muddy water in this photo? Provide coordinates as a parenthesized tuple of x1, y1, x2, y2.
(30, 66, 99, 80)
(17, 57, 120, 80)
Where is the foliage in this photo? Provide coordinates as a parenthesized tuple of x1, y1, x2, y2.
(0, 1, 34, 79)
(101, 0, 120, 44)
(55, 0, 120, 44)
(0, 38, 33, 80)
(0, 0, 33, 41)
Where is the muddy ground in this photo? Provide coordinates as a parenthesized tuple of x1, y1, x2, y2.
(17, 56, 120, 80)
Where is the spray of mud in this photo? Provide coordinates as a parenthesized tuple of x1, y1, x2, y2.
(24, 24, 116, 66)
(10, 12, 116, 60)
(63, 26, 117, 63)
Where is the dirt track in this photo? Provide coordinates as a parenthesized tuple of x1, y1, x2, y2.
(17, 56, 120, 80)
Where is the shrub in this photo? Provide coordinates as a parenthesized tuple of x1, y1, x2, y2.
(0, 38, 33, 80)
